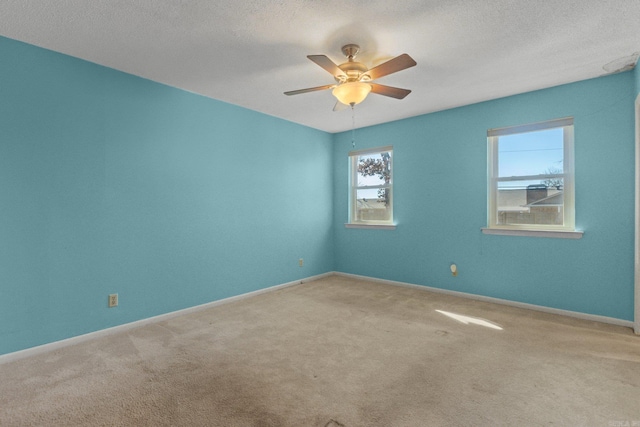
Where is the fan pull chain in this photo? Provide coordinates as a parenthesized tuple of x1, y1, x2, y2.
(351, 104, 356, 149)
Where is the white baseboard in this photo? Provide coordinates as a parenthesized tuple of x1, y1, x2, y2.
(0, 272, 332, 365)
(2, 270, 633, 364)
(334, 272, 635, 330)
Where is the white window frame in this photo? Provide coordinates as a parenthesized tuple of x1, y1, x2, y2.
(346, 146, 395, 229)
(484, 117, 582, 238)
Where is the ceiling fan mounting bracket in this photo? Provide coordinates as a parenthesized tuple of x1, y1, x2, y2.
(341, 44, 360, 60)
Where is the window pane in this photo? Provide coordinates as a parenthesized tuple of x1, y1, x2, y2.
(356, 151, 392, 187)
(498, 128, 563, 177)
(497, 179, 564, 226)
(349, 146, 393, 225)
(355, 188, 391, 222)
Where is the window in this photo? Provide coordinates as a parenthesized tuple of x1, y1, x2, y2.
(347, 146, 394, 228)
(486, 118, 579, 236)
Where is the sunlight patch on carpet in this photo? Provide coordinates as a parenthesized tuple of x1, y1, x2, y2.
(436, 310, 503, 330)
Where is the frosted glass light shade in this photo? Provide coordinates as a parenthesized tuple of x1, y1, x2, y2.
(332, 82, 372, 105)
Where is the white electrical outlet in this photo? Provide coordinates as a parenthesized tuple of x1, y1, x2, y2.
(108, 293, 118, 307)
(299, 258, 304, 267)
(450, 263, 458, 277)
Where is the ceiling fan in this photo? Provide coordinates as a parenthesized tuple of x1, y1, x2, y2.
(284, 44, 416, 110)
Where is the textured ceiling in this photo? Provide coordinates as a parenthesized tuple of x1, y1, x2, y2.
(1, 1, 639, 133)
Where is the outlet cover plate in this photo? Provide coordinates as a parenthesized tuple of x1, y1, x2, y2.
(108, 293, 118, 307)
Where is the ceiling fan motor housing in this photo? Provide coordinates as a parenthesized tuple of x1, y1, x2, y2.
(336, 61, 369, 83)
(336, 44, 370, 83)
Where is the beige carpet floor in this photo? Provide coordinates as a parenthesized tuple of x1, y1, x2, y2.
(1, 275, 639, 426)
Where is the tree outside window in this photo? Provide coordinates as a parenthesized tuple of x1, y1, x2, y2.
(349, 147, 393, 225)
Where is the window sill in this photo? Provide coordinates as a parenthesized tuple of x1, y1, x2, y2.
(481, 228, 583, 239)
(345, 223, 396, 230)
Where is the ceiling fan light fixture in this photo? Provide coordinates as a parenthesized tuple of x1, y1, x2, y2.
(285, 45, 415, 110)
(332, 82, 372, 106)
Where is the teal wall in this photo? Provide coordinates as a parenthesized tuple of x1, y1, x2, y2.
(0, 37, 334, 355)
(1, 34, 637, 356)
(333, 72, 636, 321)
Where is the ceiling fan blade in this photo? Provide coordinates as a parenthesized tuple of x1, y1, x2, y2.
(370, 84, 412, 99)
(333, 101, 349, 112)
(307, 55, 347, 78)
(365, 54, 416, 81)
(284, 84, 336, 96)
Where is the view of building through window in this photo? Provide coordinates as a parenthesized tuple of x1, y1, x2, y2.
(488, 118, 574, 230)
(497, 127, 565, 226)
